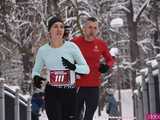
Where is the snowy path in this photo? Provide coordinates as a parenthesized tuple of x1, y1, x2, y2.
(39, 89, 135, 120)
(39, 107, 135, 120)
(39, 108, 109, 120)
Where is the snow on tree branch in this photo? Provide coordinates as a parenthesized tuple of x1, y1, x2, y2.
(115, 59, 140, 71)
(118, 5, 131, 13)
(101, 73, 112, 87)
(134, 0, 151, 22)
(58, 0, 68, 7)
(137, 38, 151, 53)
(64, 17, 77, 24)
(143, 14, 156, 27)
(0, 29, 21, 46)
(0, 44, 12, 53)
(79, 10, 91, 17)
(111, 1, 131, 13)
(71, 0, 77, 8)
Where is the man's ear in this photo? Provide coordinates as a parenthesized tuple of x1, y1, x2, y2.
(82, 27, 85, 35)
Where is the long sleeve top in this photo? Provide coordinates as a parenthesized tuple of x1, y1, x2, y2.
(32, 41, 90, 86)
(73, 36, 114, 87)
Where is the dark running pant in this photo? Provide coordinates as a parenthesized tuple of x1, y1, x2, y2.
(31, 112, 39, 120)
(76, 87, 99, 120)
(45, 84, 76, 120)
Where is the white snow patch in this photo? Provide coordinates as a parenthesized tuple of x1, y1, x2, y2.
(4, 84, 20, 91)
(133, 0, 151, 22)
(110, 18, 124, 28)
(110, 47, 119, 56)
(140, 68, 148, 76)
(146, 59, 158, 68)
(136, 75, 142, 85)
(152, 69, 159, 76)
(156, 54, 160, 58)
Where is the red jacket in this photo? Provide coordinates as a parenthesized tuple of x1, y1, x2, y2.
(73, 36, 114, 87)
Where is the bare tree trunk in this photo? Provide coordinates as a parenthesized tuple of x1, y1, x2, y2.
(153, 3, 160, 54)
(1, 0, 5, 29)
(126, 0, 139, 90)
(126, 0, 150, 89)
(126, 1, 141, 118)
(147, 64, 156, 113)
(142, 73, 149, 117)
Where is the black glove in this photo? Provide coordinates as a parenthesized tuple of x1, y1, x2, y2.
(33, 75, 46, 88)
(61, 57, 76, 71)
(99, 64, 109, 73)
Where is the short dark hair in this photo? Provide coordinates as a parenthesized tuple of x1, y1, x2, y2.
(81, 17, 97, 27)
(86, 17, 97, 22)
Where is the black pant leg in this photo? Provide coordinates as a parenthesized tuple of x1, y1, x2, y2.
(76, 88, 85, 120)
(31, 112, 39, 120)
(62, 88, 76, 120)
(45, 85, 62, 120)
(83, 87, 99, 120)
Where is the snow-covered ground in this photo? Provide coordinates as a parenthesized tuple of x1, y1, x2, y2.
(40, 89, 135, 120)
(39, 108, 109, 120)
(120, 89, 135, 120)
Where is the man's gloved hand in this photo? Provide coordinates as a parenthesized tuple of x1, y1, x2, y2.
(61, 57, 76, 71)
(33, 75, 46, 89)
(99, 64, 109, 73)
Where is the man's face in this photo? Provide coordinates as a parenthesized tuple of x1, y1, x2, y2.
(83, 21, 98, 41)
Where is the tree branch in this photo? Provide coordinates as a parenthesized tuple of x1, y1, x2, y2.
(0, 30, 21, 48)
(74, 0, 83, 35)
(134, 0, 151, 22)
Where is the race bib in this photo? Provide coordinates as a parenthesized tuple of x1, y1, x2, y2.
(49, 70, 70, 86)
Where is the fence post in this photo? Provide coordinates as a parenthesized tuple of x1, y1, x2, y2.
(27, 97, 31, 120)
(141, 72, 149, 117)
(147, 63, 156, 113)
(15, 89, 20, 120)
(156, 56, 160, 97)
(133, 92, 138, 120)
(136, 85, 144, 120)
(0, 78, 5, 120)
(156, 56, 160, 112)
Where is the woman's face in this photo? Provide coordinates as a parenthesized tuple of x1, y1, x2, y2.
(49, 22, 64, 40)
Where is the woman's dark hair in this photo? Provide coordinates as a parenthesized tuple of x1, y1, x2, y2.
(47, 16, 63, 31)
